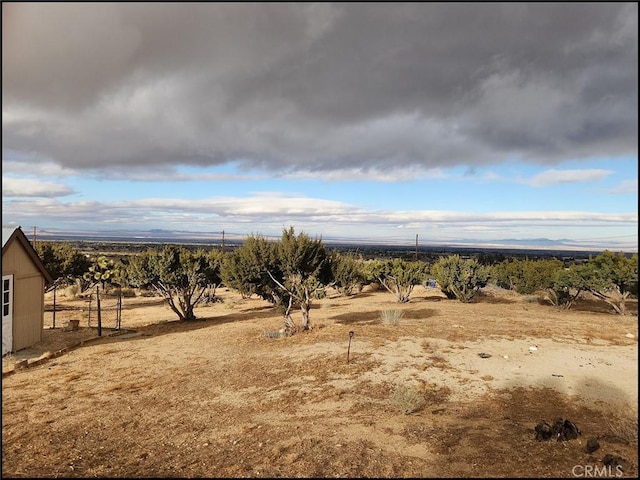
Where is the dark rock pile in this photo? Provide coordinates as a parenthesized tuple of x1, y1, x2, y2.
(534, 417, 580, 442)
(534, 419, 632, 473)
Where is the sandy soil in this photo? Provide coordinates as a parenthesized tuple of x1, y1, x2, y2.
(2, 285, 638, 478)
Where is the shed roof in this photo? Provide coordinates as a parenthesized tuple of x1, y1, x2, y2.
(2, 226, 53, 284)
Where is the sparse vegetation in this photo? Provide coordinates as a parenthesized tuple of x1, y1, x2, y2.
(35, 241, 91, 288)
(391, 384, 425, 414)
(126, 246, 222, 321)
(330, 251, 366, 296)
(364, 258, 428, 303)
(432, 254, 490, 303)
(220, 238, 273, 299)
(585, 250, 638, 315)
(5, 267, 638, 478)
(607, 408, 638, 446)
(273, 227, 332, 331)
(379, 309, 404, 325)
(548, 254, 634, 312)
(83, 255, 126, 291)
(492, 258, 563, 294)
(521, 295, 540, 304)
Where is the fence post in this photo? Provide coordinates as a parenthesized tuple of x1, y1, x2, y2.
(97, 285, 102, 337)
(88, 293, 92, 327)
(116, 289, 122, 330)
(52, 285, 56, 329)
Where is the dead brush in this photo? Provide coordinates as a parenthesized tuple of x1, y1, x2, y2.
(607, 408, 638, 445)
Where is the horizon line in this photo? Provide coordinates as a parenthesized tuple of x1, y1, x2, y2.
(13, 226, 637, 254)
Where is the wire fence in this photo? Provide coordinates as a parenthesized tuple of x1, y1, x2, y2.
(87, 286, 122, 331)
(45, 284, 122, 334)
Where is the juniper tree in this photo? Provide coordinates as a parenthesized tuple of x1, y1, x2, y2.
(365, 258, 427, 303)
(330, 251, 366, 297)
(126, 246, 220, 321)
(35, 241, 91, 288)
(548, 251, 637, 314)
(492, 258, 564, 294)
(268, 226, 332, 331)
(432, 254, 489, 303)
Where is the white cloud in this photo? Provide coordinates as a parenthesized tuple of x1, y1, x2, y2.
(4, 194, 636, 231)
(1, 160, 78, 178)
(527, 169, 613, 187)
(2, 177, 74, 197)
(608, 179, 638, 195)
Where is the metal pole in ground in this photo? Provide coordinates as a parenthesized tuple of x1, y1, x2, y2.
(117, 289, 122, 330)
(347, 330, 354, 364)
(52, 285, 56, 329)
(88, 294, 92, 327)
(97, 285, 102, 337)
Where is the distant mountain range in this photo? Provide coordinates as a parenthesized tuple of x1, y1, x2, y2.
(22, 227, 636, 253)
(492, 237, 574, 246)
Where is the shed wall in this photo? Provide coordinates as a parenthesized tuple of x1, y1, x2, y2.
(2, 241, 45, 352)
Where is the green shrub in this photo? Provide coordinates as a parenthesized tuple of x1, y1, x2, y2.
(432, 255, 489, 303)
(365, 258, 428, 303)
(330, 252, 366, 296)
(492, 259, 563, 294)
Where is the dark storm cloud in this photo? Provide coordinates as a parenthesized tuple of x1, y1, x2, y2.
(2, 3, 637, 173)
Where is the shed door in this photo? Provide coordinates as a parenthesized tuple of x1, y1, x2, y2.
(2, 275, 13, 356)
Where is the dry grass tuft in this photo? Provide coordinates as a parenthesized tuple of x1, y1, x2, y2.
(380, 309, 404, 325)
(520, 295, 540, 304)
(607, 408, 638, 446)
(392, 383, 425, 414)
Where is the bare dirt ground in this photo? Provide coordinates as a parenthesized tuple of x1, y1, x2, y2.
(2, 285, 638, 478)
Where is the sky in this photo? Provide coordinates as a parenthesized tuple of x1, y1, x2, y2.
(2, 3, 638, 250)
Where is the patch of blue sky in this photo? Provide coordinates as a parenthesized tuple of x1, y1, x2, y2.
(54, 154, 637, 216)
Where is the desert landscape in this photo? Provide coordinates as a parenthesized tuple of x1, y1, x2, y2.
(2, 283, 638, 478)
(3, 4, 637, 478)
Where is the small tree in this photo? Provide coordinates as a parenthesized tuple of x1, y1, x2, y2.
(267, 227, 332, 331)
(36, 241, 91, 289)
(548, 265, 592, 310)
(585, 251, 638, 315)
(432, 255, 489, 303)
(223, 227, 334, 332)
(83, 255, 125, 292)
(126, 246, 220, 321)
(365, 258, 427, 303)
(222, 234, 283, 304)
(330, 251, 366, 297)
(221, 249, 259, 299)
(200, 249, 224, 304)
(548, 252, 638, 314)
(492, 258, 563, 294)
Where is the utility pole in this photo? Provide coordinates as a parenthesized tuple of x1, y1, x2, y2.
(221, 230, 225, 254)
(32, 226, 37, 249)
(415, 234, 418, 261)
